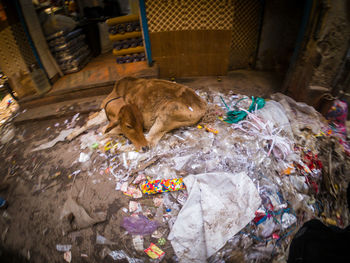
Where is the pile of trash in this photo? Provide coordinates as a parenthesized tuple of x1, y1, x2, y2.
(0, 94, 18, 145)
(36, 89, 350, 262)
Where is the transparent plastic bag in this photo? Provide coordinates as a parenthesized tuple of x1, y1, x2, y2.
(271, 93, 327, 136)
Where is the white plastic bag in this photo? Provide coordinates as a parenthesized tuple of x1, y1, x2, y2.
(168, 172, 261, 263)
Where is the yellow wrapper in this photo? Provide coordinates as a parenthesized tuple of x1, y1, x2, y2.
(144, 243, 165, 259)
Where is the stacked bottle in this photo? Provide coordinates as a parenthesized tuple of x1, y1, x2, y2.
(113, 37, 143, 50)
(106, 14, 145, 64)
(108, 21, 141, 35)
(115, 53, 146, 64)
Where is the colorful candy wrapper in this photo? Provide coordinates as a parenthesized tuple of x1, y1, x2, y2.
(204, 125, 219, 134)
(141, 178, 185, 194)
(144, 243, 165, 259)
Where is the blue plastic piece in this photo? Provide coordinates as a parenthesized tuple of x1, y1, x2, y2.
(0, 197, 6, 208)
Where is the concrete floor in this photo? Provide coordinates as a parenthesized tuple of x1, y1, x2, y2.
(49, 53, 158, 96)
(176, 70, 283, 97)
(18, 54, 158, 108)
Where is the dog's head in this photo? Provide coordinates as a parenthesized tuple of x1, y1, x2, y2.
(105, 104, 148, 151)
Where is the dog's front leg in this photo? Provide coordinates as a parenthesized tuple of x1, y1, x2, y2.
(146, 117, 167, 148)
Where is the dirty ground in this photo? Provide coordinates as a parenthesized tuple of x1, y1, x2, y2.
(0, 75, 349, 263)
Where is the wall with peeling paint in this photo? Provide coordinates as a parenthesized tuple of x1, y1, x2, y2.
(285, 0, 350, 114)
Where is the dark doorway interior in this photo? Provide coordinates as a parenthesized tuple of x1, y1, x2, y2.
(255, 0, 305, 76)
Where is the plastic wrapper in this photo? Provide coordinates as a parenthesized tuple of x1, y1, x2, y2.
(61, 54, 91, 74)
(271, 92, 327, 136)
(289, 175, 309, 194)
(46, 30, 70, 41)
(256, 218, 278, 238)
(122, 215, 158, 235)
(50, 34, 85, 52)
(281, 213, 297, 229)
(129, 201, 142, 213)
(56, 45, 89, 64)
(56, 244, 72, 252)
(96, 234, 116, 245)
(132, 235, 144, 252)
(230, 108, 294, 160)
(58, 49, 90, 71)
(256, 100, 294, 139)
(107, 249, 143, 263)
(54, 42, 88, 60)
(48, 28, 83, 47)
(123, 186, 142, 198)
(141, 178, 185, 194)
(144, 243, 165, 259)
(244, 244, 275, 262)
(63, 251, 71, 263)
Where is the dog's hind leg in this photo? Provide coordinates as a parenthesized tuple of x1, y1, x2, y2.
(146, 116, 196, 147)
(147, 100, 206, 147)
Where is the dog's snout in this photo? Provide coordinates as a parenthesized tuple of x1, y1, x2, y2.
(142, 146, 149, 152)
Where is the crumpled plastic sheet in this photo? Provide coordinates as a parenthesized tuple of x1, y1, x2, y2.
(107, 249, 143, 263)
(271, 93, 327, 136)
(122, 215, 159, 235)
(32, 128, 74, 151)
(168, 172, 261, 263)
(0, 124, 16, 144)
(256, 100, 294, 139)
(96, 234, 117, 245)
(231, 107, 294, 160)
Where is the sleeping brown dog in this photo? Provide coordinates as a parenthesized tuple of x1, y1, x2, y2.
(101, 77, 207, 150)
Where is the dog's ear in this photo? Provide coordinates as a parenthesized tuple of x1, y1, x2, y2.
(105, 120, 120, 133)
(129, 104, 144, 127)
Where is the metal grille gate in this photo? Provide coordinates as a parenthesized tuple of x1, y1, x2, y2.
(145, 0, 235, 32)
(144, 0, 263, 71)
(229, 0, 263, 70)
(0, 22, 35, 76)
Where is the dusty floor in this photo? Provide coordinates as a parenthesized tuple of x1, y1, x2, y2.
(0, 74, 287, 262)
(178, 70, 282, 98)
